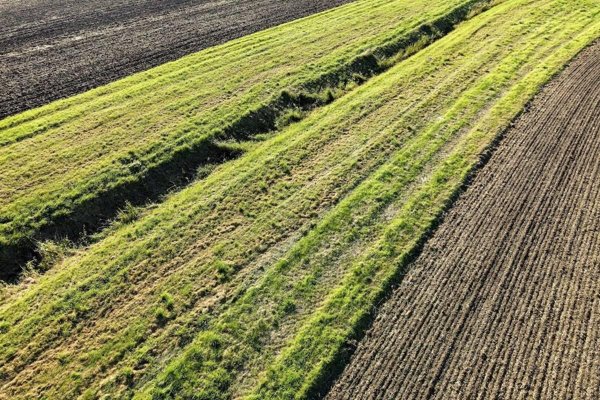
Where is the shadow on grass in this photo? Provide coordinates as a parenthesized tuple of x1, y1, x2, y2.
(1, 0, 491, 282)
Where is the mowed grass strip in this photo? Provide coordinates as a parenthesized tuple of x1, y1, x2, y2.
(1, 0, 598, 398)
(145, 1, 600, 399)
(0, 0, 487, 275)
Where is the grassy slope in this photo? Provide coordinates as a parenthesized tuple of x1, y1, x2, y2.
(0, 0, 599, 399)
(145, 2, 600, 399)
(0, 0, 483, 272)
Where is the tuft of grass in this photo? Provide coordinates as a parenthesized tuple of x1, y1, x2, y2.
(160, 292, 175, 311)
(0, 321, 9, 334)
(35, 239, 75, 272)
(154, 307, 170, 325)
(120, 367, 135, 387)
(275, 109, 304, 131)
(214, 260, 235, 283)
(115, 201, 141, 226)
(280, 298, 297, 316)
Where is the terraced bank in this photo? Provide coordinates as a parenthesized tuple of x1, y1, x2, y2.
(326, 41, 600, 400)
(0, 0, 489, 278)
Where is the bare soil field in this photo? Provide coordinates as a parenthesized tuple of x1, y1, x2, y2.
(326, 41, 600, 400)
(0, 0, 353, 118)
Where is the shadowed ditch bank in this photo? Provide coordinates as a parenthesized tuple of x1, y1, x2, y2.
(0, 0, 492, 280)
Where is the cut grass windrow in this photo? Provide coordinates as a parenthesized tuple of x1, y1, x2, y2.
(1, 0, 598, 398)
(0, 0, 490, 279)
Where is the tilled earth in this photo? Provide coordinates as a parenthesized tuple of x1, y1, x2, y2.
(0, 0, 353, 118)
(326, 41, 600, 400)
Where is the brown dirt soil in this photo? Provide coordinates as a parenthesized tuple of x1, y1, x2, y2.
(0, 0, 353, 118)
(326, 41, 600, 400)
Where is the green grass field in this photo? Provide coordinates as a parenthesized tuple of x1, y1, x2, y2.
(0, 0, 489, 275)
(1, 0, 598, 398)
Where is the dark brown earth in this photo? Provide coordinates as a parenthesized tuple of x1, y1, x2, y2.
(326, 41, 600, 400)
(0, 0, 353, 118)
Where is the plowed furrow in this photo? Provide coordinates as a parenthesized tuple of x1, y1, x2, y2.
(327, 41, 600, 400)
(0, 0, 354, 118)
(450, 68, 600, 400)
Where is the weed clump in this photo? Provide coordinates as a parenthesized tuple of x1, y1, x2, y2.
(115, 201, 141, 225)
(214, 260, 235, 283)
(275, 109, 304, 130)
(120, 367, 135, 387)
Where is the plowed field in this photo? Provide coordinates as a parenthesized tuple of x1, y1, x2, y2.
(0, 0, 353, 118)
(327, 41, 600, 400)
